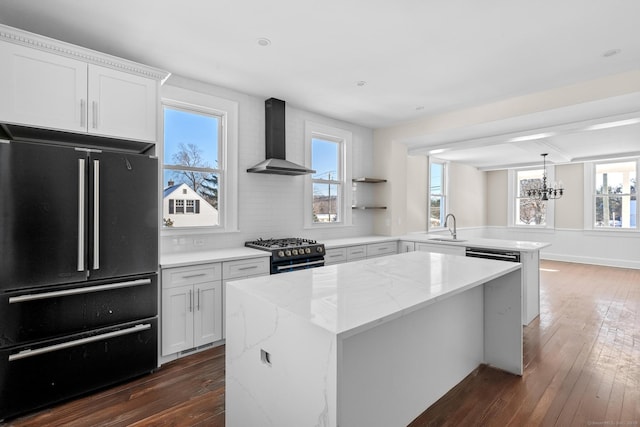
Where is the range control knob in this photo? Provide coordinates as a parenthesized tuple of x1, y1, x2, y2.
(285, 250, 292, 257)
(292, 249, 299, 256)
(305, 248, 311, 254)
(317, 246, 324, 253)
(278, 251, 285, 257)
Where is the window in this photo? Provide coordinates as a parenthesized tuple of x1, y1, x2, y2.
(515, 169, 547, 226)
(163, 106, 220, 228)
(175, 199, 185, 214)
(592, 160, 637, 229)
(305, 121, 352, 227)
(429, 159, 447, 228)
(161, 85, 239, 232)
(312, 138, 341, 222)
(508, 167, 555, 228)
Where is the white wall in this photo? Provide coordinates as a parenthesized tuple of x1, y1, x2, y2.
(448, 162, 486, 228)
(161, 75, 376, 254)
(405, 155, 428, 232)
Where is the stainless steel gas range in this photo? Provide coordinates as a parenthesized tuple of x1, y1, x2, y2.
(245, 238, 325, 274)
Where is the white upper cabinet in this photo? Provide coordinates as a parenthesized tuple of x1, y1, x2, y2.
(0, 25, 168, 142)
(87, 64, 157, 141)
(0, 42, 87, 133)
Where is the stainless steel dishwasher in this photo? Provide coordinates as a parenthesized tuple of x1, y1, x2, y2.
(465, 247, 521, 262)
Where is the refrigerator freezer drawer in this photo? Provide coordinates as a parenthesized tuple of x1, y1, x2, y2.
(0, 274, 157, 347)
(0, 318, 158, 421)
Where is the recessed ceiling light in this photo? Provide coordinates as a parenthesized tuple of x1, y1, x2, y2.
(356, 81, 366, 87)
(416, 106, 425, 111)
(602, 49, 621, 58)
(257, 38, 271, 47)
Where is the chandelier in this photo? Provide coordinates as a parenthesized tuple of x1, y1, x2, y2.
(526, 153, 564, 200)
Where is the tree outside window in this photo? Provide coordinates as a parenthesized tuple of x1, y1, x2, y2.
(516, 169, 547, 225)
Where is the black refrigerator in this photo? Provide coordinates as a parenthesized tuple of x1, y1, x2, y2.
(0, 124, 159, 421)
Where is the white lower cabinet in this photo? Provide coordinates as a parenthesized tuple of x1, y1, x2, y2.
(415, 242, 465, 256)
(161, 263, 223, 355)
(366, 242, 398, 258)
(346, 245, 366, 261)
(325, 248, 347, 265)
(399, 241, 415, 253)
(326, 241, 398, 265)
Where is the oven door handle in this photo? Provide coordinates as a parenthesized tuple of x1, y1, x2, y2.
(276, 259, 325, 271)
(8, 278, 152, 304)
(8, 323, 151, 362)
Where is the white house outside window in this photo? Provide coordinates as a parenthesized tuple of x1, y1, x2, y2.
(305, 121, 352, 227)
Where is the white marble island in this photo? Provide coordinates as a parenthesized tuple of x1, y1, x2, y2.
(225, 251, 523, 427)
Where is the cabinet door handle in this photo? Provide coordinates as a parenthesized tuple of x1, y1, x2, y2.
(238, 265, 258, 271)
(197, 288, 201, 311)
(80, 99, 86, 127)
(182, 273, 207, 279)
(188, 289, 193, 312)
(92, 101, 98, 129)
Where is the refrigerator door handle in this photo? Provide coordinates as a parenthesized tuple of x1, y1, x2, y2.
(78, 158, 86, 272)
(8, 323, 152, 362)
(93, 159, 100, 270)
(9, 278, 152, 304)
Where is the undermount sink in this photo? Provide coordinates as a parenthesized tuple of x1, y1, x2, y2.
(428, 237, 467, 242)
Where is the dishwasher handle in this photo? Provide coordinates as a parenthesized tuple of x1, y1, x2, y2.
(465, 247, 520, 262)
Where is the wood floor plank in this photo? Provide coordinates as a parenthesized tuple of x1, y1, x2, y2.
(3, 260, 639, 427)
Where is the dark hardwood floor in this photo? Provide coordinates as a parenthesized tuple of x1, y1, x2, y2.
(4, 260, 639, 426)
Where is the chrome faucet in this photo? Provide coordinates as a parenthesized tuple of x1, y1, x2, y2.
(444, 213, 457, 240)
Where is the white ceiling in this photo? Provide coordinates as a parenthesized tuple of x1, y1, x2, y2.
(0, 0, 638, 169)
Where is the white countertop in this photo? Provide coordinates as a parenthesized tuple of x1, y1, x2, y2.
(161, 233, 548, 269)
(323, 235, 399, 249)
(324, 234, 549, 252)
(227, 251, 521, 338)
(160, 247, 270, 268)
(403, 233, 551, 252)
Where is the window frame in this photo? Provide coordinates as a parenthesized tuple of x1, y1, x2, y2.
(508, 166, 556, 229)
(304, 121, 352, 228)
(584, 159, 638, 231)
(161, 85, 238, 235)
(428, 157, 448, 231)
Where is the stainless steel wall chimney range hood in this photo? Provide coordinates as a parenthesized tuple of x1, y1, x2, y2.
(247, 98, 316, 176)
